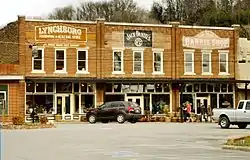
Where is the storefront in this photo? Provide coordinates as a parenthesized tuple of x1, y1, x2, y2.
(179, 83, 235, 114)
(104, 82, 171, 115)
(25, 81, 96, 121)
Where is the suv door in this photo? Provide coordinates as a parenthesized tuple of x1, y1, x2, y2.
(98, 102, 112, 119)
(245, 101, 250, 122)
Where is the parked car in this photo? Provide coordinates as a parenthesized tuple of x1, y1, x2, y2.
(212, 100, 250, 129)
(86, 101, 143, 124)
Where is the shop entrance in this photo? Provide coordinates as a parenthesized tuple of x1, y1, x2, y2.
(55, 94, 72, 120)
(125, 96, 144, 115)
(196, 97, 208, 114)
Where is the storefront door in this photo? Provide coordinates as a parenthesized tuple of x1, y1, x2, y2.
(125, 96, 144, 115)
(196, 97, 208, 114)
(56, 94, 72, 120)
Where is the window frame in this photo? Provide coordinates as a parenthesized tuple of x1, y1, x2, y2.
(112, 49, 124, 74)
(0, 91, 7, 114)
(54, 48, 67, 73)
(76, 48, 89, 74)
(202, 50, 212, 75)
(32, 48, 45, 73)
(184, 49, 195, 75)
(152, 49, 164, 74)
(219, 50, 229, 75)
(132, 50, 144, 74)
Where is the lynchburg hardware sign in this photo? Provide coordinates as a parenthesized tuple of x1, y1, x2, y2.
(35, 25, 87, 41)
(124, 30, 152, 47)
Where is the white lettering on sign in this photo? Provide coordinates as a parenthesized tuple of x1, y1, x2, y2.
(183, 30, 230, 49)
(126, 31, 151, 42)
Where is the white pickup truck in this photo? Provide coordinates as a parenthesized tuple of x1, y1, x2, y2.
(212, 100, 250, 129)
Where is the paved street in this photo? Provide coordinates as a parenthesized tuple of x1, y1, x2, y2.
(2, 123, 250, 160)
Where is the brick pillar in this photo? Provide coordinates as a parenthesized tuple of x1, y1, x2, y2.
(169, 22, 180, 112)
(18, 15, 26, 75)
(232, 24, 240, 109)
(96, 18, 105, 79)
(96, 18, 105, 106)
(18, 79, 26, 118)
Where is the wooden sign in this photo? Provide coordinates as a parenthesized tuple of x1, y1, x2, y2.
(35, 24, 87, 42)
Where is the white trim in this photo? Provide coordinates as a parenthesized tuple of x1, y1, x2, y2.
(25, 18, 96, 24)
(184, 51, 195, 75)
(131, 47, 145, 51)
(0, 76, 24, 80)
(112, 50, 124, 74)
(152, 48, 164, 52)
(76, 48, 89, 74)
(112, 47, 125, 51)
(201, 50, 212, 74)
(179, 25, 235, 30)
(105, 22, 172, 28)
(32, 48, 45, 73)
(133, 50, 144, 74)
(54, 48, 67, 73)
(153, 51, 164, 74)
(219, 50, 229, 75)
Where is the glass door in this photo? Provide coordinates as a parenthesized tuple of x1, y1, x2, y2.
(56, 94, 71, 120)
(196, 97, 208, 114)
(126, 96, 144, 115)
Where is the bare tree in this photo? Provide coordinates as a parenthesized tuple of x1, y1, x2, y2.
(48, 5, 76, 20)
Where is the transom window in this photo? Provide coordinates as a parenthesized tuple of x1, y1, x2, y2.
(133, 51, 143, 73)
(32, 48, 44, 72)
(77, 49, 88, 73)
(153, 51, 163, 73)
(219, 51, 229, 74)
(184, 50, 194, 74)
(55, 49, 66, 72)
(113, 50, 123, 73)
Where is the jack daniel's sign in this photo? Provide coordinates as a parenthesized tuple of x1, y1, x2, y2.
(124, 30, 152, 47)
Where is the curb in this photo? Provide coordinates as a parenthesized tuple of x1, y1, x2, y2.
(223, 145, 250, 152)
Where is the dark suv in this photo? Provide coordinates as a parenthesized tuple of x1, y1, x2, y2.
(86, 101, 142, 124)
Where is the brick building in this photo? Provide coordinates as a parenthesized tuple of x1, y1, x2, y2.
(0, 16, 239, 122)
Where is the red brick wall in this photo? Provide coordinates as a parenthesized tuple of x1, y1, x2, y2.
(0, 21, 19, 64)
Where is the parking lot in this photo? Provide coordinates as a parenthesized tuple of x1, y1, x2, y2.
(2, 122, 250, 160)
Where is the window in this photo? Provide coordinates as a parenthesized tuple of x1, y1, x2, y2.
(113, 50, 124, 73)
(202, 50, 211, 74)
(238, 102, 244, 109)
(184, 50, 194, 75)
(245, 102, 250, 110)
(0, 85, 8, 115)
(153, 51, 163, 73)
(133, 51, 143, 73)
(77, 49, 88, 73)
(32, 48, 44, 72)
(219, 50, 229, 74)
(55, 49, 66, 73)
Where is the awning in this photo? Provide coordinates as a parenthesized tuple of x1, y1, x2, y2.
(0, 75, 24, 80)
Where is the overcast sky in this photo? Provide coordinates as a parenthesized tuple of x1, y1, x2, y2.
(0, 0, 154, 26)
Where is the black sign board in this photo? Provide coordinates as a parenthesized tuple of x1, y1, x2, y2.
(124, 30, 152, 47)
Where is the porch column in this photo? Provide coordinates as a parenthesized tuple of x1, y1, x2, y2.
(245, 83, 249, 100)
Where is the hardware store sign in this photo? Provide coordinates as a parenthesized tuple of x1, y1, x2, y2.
(35, 25, 87, 41)
(124, 30, 152, 47)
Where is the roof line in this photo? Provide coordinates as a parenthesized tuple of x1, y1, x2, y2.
(25, 18, 97, 24)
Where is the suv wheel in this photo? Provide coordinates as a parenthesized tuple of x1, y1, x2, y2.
(117, 114, 125, 124)
(88, 115, 97, 124)
(129, 119, 137, 124)
(219, 116, 230, 129)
